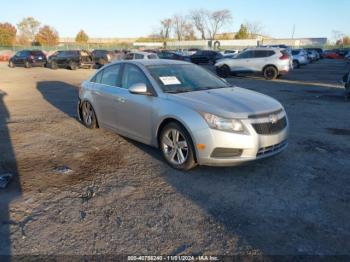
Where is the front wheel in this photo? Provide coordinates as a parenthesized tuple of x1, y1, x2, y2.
(216, 65, 231, 78)
(24, 61, 32, 68)
(160, 122, 197, 171)
(81, 101, 98, 129)
(50, 61, 58, 70)
(69, 62, 78, 70)
(263, 66, 278, 80)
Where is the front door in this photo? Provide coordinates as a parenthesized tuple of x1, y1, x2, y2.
(115, 64, 155, 144)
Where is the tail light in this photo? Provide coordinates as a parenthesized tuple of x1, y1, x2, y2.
(279, 54, 289, 60)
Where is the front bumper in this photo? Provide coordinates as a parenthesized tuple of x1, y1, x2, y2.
(192, 115, 289, 166)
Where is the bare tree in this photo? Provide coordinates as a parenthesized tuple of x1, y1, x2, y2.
(172, 15, 188, 41)
(206, 9, 232, 40)
(17, 17, 41, 45)
(245, 21, 264, 38)
(183, 22, 196, 40)
(332, 30, 344, 43)
(160, 19, 172, 40)
(190, 9, 208, 40)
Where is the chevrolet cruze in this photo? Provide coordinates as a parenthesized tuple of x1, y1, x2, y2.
(78, 60, 289, 170)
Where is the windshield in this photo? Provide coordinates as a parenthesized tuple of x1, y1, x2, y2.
(147, 64, 231, 93)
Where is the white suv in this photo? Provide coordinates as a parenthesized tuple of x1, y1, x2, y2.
(215, 48, 292, 80)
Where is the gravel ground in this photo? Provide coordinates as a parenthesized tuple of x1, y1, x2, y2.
(0, 59, 349, 258)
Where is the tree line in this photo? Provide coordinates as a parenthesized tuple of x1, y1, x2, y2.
(0, 17, 89, 46)
(145, 9, 264, 42)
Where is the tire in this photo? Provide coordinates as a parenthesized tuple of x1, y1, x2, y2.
(99, 58, 107, 66)
(81, 101, 98, 129)
(69, 62, 78, 70)
(159, 122, 197, 171)
(263, 66, 278, 80)
(50, 61, 58, 70)
(24, 61, 31, 68)
(293, 60, 300, 69)
(216, 65, 231, 78)
(8, 61, 15, 68)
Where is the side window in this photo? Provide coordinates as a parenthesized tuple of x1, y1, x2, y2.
(237, 51, 253, 59)
(91, 70, 103, 83)
(124, 53, 134, 60)
(134, 54, 144, 60)
(122, 64, 150, 89)
(100, 64, 122, 86)
(254, 51, 268, 58)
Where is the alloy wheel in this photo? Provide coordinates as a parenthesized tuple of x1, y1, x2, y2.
(82, 102, 93, 126)
(162, 128, 189, 165)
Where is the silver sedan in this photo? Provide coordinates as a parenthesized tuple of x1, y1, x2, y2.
(78, 60, 289, 170)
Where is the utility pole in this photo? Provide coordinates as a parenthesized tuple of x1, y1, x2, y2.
(291, 24, 295, 39)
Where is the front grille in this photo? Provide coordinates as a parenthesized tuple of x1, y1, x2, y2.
(257, 140, 288, 157)
(252, 117, 287, 135)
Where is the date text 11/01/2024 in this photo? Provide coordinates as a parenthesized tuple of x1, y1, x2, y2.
(127, 255, 219, 261)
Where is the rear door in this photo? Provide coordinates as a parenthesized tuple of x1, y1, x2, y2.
(253, 50, 275, 71)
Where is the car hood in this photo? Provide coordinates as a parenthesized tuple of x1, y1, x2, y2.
(167, 87, 283, 119)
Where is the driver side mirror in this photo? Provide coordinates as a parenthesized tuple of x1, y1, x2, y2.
(129, 83, 151, 96)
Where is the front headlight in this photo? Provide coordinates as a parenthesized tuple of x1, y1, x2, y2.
(201, 112, 247, 133)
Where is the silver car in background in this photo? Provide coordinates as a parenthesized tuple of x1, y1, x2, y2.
(292, 49, 309, 68)
(215, 47, 292, 80)
(124, 51, 159, 60)
(78, 60, 289, 170)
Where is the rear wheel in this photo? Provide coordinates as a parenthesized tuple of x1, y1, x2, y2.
(263, 66, 278, 80)
(216, 65, 231, 78)
(293, 60, 300, 69)
(81, 101, 98, 129)
(160, 122, 197, 171)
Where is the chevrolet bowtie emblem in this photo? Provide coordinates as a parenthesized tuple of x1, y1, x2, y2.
(269, 114, 278, 124)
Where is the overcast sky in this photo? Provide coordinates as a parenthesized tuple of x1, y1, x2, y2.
(1, 0, 349, 40)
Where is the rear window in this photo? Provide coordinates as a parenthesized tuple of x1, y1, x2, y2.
(254, 50, 275, 58)
(134, 53, 144, 59)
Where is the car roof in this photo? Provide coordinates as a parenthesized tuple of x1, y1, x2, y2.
(246, 47, 282, 51)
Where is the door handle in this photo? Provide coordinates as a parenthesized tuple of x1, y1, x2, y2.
(115, 96, 126, 103)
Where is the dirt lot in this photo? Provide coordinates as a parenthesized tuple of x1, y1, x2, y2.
(0, 60, 349, 257)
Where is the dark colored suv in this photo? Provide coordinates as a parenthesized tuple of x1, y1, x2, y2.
(158, 51, 191, 61)
(9, 50, 47, 68)
(48, 50, 94, 70)
(91, 49, 116, 68)
(190, 50, 223, 64)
